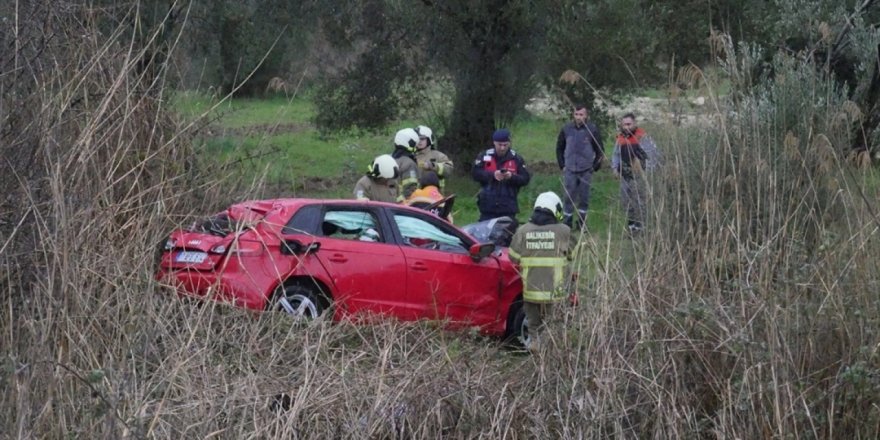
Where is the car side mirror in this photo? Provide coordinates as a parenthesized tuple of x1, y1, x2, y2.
(469, 242, 495, 261)
(281, 239, 321, 256)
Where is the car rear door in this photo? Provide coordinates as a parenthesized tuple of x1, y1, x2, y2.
(388, 209, 503, 328)
(307, 205, 408, 317)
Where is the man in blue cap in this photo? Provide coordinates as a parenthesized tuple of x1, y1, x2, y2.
(472, 128, 531, 226)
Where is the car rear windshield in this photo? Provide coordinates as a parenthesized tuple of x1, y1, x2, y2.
(190, 207, 267, 237)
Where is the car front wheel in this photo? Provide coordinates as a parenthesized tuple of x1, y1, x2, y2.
(505, 299, 530, 348)
(273, 285, 325, 320)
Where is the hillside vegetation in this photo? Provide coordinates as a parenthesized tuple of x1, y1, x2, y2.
(3, 3, 880, 439)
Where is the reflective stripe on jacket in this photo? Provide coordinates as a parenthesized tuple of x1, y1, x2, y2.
(415, 149, 454, 189)
(508, 221, 571, 303)
(395, 155, 419, 200)
(508, 253, 568, 302)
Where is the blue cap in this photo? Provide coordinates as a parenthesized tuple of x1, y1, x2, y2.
(492, 128, 510, 142)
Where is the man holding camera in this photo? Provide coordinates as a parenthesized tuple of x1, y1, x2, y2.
(472, 128, 531, 223)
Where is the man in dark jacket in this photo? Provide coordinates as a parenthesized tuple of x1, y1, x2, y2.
(472, 128, 531, 223)
(556, 104, 604, 229)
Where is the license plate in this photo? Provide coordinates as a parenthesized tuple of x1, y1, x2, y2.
(175, 251, 207, 264)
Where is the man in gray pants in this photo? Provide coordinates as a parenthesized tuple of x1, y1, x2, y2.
(556, 104, 605, 229)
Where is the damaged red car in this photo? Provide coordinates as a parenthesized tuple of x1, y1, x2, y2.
(156, 198, 530, 343)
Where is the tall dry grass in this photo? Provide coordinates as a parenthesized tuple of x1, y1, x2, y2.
(2, 4, 880, 439)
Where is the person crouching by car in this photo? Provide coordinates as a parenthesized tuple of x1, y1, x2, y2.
(507, 191, 571, 353)
(405, 171, 453, 222)
(354, 154, 400, 203)
(472, 128, 531, 223)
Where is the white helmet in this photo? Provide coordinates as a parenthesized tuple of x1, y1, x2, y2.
(416, 125, 434, 148)
(394, 128, 420, 153)
(369, 154, 399, 179)
(534, 191, 563, 220)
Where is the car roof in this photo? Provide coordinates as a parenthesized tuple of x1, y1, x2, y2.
(228, 198, 427, 215)
(226, 197, 479, 243)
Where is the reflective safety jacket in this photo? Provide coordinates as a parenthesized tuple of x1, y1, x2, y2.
(353, 175, 399, 203)
(414, 148, 454, 190)
(393, 149, 420, 200)
(507, 220, 571, 302)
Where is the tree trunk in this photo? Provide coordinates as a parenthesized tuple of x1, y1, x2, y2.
(442, 71, 500, 173)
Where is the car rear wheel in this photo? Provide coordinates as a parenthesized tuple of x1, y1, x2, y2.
(505, 299, 530, 349)
(273, 285, 325, 320)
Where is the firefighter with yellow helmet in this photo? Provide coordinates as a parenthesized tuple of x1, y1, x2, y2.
(507, 191, 572, 351)
(353, 154, 400, 203)
(391, 128, 421, 200)
(414, 125, 454, 191)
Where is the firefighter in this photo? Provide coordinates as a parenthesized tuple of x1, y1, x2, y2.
(391, 128, 421, 200)
(414, 125, 454, 191)
(353, 154, 400, 203)
(507, 191, 572, 352)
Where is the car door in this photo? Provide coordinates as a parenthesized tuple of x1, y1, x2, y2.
(309, 205, 408, 317)
(389, 208, 503, 328)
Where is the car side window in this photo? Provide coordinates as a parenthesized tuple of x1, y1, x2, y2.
(282, 205, 322, 235)
(392, 213, 468, 253)
(320, 210, 383, 243)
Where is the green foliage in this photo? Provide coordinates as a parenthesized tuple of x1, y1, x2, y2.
(313, 49, 410, 134)
(310, 0, 550, 161)
(164, 0, 317, 95)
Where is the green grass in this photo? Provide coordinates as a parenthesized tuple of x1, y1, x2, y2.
(173, 92, 316, 128)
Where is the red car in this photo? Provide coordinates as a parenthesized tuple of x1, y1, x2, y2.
(156, 198, 530, 344)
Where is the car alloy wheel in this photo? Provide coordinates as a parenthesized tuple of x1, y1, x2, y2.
(274, 285, 324, 320)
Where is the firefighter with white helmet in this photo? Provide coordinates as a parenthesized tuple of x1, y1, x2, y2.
(353, 154, 400, 203)
(391, 128, 421, 199)
(414, 125, 454, 190)
(507, 191, 572, 352)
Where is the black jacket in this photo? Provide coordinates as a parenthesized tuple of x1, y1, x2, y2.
(472, 148, 531, 217)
